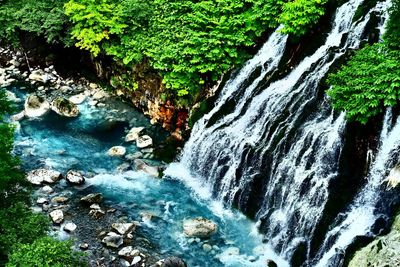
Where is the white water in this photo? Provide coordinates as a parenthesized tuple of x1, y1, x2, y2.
(167, 0, 393, 265)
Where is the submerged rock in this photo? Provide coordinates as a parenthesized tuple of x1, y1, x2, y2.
(66, 170, 85, 185)
(134, 159, 159, 177)
(125, 127, 145, 142)
(161, 257, 187, 267)
(136, 135, 153, 148)
(26, 169, 62, 185)
(102, 232, 124, 248)
(49, 210, 64, 224)
(24, 94, 50, 118)
(80, 193, 103, 204)
(108, 146, 126, 157)
(51, 97, 80, 117)
(112, 222, 135, 235)
(183, 217, 217, 238)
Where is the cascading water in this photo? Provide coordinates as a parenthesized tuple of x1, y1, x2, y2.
(167, 0, 392, 265)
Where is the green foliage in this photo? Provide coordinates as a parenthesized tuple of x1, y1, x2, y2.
(64, 0, 127, 56)
(327, 0, 400, 124)
(279, 0, 328, 36)
(6, 237, 86, 267)
(0, 0, 69, 45)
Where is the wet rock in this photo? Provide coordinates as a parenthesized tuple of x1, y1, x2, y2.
(125, 127, 145, 142)
(112, 222, 135, 235)
(5, 90, 21, 102)
(51, 97, 80, 117)
(125, 152, 143, 161)
(63, 222, 77, 233)
(29, 70, 50, 84)
(266, 259, 278, 267)
(131, 255, 142, 265)
(136, 135, 153, 148)
(183, 217, 217, 238)
(134, 159, 159, 177)
(92, 90, 108, 100)
(66, 170, 85, 185)
(81, 193, 103, 204)
(202, 244, 212, 252)
(26, 169, 62, 185)
(24, 95, 50, 118)
(117, 163, 131, 173)
(69, 93, 86, 105)
(161, 257, 187, 267)
(102, 232, 124, 248)
(89, 208, 106, 219)
(108, 146, 126, 157)
(49, 210, 64, 224)
(51, 196, 69, 203)
(41, 185, 54, 194)
(118, 246, 133, 257)
(11, 111, 25, 121)
(36, 197, 48, 205)
(80, 243, 89, 250)
(90, 204, 101, 210)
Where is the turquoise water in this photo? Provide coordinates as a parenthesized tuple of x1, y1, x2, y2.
(9, 85, 288, 267)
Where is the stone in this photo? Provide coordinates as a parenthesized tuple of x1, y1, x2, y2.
(125, 127, 145, 142)
(183, 217, 217, 238)
(51, 196, 69, 203)
(69, 93, 86, 105)
(89, 83, 98, 90)
(79, 243, 89, 250)
(92, 90, 108, 100)
(134, 159, 159, 177)
(130, 249, 140, 257)
(24, 95, 50, 118)
(81, 193, 103, 204)
(11, 111, 25, 121)
(131, 256, 142, 265)
(266, 260, 278, 267)
(125, 152, 143, 161)
(42, 185, 54, 194)
(29, 70, 50, 83)
(136, 135, 153, 148)
(9, 59, 20, 67)
(51, 97, 80, 117)
(202, 244, 212, 252)
(108, 146, 126, 157)
(118, 246, 133, 257)
(26, 169, 62, 185)
(36, 197, 48, 205)
(89, 209, 106, 219)
(60, 85, 73, 93)
(49, 210, 64, 224)
(66, 170, 85, 185)
(112, 222, 135, 235)
(90, 204, 101, 210)
(117, 163, 131, 173)
(63, 222, 77, 233)
(161, 257, 187, 267)
(5, 90, 21, 103)
(102, 232, 124, 248)
(383, 165, 400, 189)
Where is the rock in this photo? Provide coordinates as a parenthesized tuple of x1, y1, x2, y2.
(90, 204, 101, 210)
(125, 152, 143, 161)
(51, 97, 80, 117)
(89, 83, 98, 90)
(89, 209, 106, 219)
(130, 249, 140, 257)
(134, 159, 159, 177)
(131, 256, 142, 265)
(92, 90, 108, 100)
(383, 165, 400, 189)
(81, 193, 103, 204)
(112, 222, 135, 235)
(79, 243, 89, 250)
(117, 163, 131, 173)
(51, 196, 69, 203)
(202, 244, 212, 252)
(63, 222, 77, 233)
(102, 232, 124, 248)
(29, 70, 50, 83)
(11, 111, 25, 121)
(183, 217, 217, 238)
(36, 197, 48, 205)
(266, 260, 278, 267)
(125, 127, 145, 142)
(5, 90, 21, 103)
(118, 246, 133, 257)
(9, 59, 20, 67)
(41, 185, 54, 194)
(69, 93, 86, 105)
(26, 169, 62, 185)
(161, 257, 187, 267)
(136, 135, 153, 148)
(49, 210, 64, 224)
(60, 85, 73, 93)
(24, 95, 50, 118)
(66, 170, 85, 185)
(108, 146, 126, 157)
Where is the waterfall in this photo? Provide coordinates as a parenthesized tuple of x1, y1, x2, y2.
(166, 0, 392, 265)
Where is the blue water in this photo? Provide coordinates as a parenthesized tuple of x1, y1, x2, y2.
(7, 85, 288, 267)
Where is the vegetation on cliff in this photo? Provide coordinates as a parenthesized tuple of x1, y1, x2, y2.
(327, 0, 400, 124)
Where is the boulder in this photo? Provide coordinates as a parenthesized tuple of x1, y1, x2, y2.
(29, 70, 50, 83)
(183, 217, 217, 238)
(136, 135, 153, 148)
(134, 159, 159, 177)
(162, 257, 187, 267)
(266, 260, 278, 267)
(131, 256, 142, 265)
(125, 152, 143, 161)
(11, 111, 25, 122)
(92, 90, 108, 100)
(51, 97, 80, 117)
(24, 95, 50, 118)
(108, 146, 126, 157)
(112, 222, 135, 235)
(69, 93, 86, 105)
(79, 243, 89, 250)
(51, 196, 69, 203)
(383, 165, 400, 189)
(66, 170, 85, 185)
(26, 169, 62, 185)
(36, 197, 48, 205)
(118, 246, 133, 257)
(125, 127, 145, 142)
(80, 193, 103, 204)
(41, 185, 54, 194)
(89, 208, 106, 219)
(49, 210, 64, 224)
(102, 232, 124, 248)
(63, 222, 77, 233)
